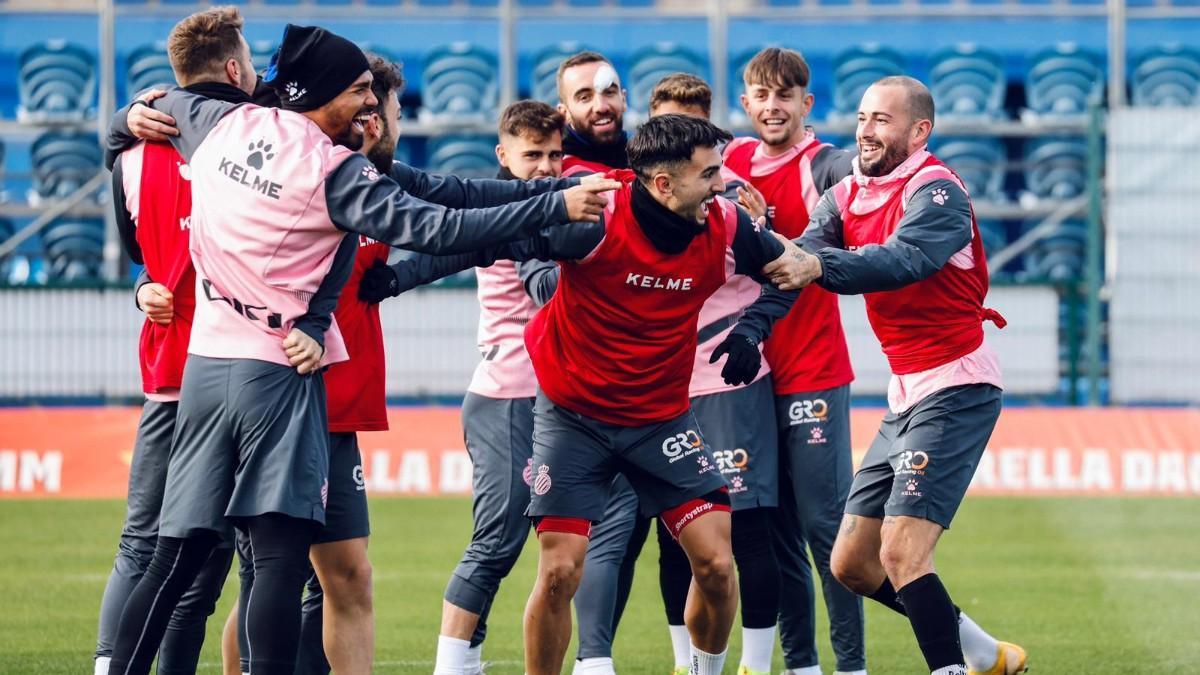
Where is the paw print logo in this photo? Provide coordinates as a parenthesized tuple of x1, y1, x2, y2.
(247, 140, 275, 170)
(810, 427, 823, 440)
(284, 81, 307, 103)
(906, 479, 918, 491)
(730, 476, 744, 490)
(362, 165, 380, 182)
(931, 188, 948, 206)
(696, 455, 710, 470)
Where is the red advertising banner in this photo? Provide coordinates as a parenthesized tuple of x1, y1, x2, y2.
(1, 406, 1198, 498)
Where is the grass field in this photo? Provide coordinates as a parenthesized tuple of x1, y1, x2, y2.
(1, 496, 1198, 674)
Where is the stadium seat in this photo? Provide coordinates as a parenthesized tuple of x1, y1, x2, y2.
(1022, 220, 1086, 282)
(976, 219, 1008, 262)
(1023, 137, 1088, 200)
(126, 42, 176, 98)
(1131, 43, 1200, 107)
(30, 131, 102, 202)
(427, 135, 498, 177)
(250, 41, 278, 74)
(42, 218, 104, 282)
(0, 139, 6, 203)
(831, 43, 905, 117)
(1025, 43, 1104, 117)
(17, 40, 96, 122)
(420, 43, 499, 120)
(928, 44, 1006, 119)
(934, 137, 1007, 202)
(626, 43, 707, 114)
(530, 41, 592, 105)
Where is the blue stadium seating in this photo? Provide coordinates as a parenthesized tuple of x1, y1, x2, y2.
(976, 219, 1008, 261)
(427, 135, 498, 177)
(421, 43, 499, 119)
(1025, 43, 1104, 117)
(831, 43, 905, 117)
(1022, 220, 1086, 281)
(1024, 137, 1088, 200)
(934, 137, 1007, 202)
(17, 40, 96, 123)
(928, 44, 1006, 119)
(42, 218, 104, 281)
(30, 131, 101, 202)
(530, 42, 593, 105)
(0, 138, 6, 203)
(126, 42, 176, 97)
(626, 43, 707, 114)
(1131, 43, 1200, 107)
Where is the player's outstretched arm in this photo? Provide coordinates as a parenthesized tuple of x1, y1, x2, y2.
(388, 162, 580, 210)
(326, 153, 616, 254)
(810, 179, 972, 296)
(380, 218, 605, 296)
(290, 233, 358, 356)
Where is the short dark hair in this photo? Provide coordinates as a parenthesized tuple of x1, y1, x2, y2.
(556, 50, 613, 100)
(873, 75, 936, 126)
(627, 114, 732, 181)
(649, 73, 712, 116)
(167, 6, 245, 84)
(499, 100, 565, 140)
(365, 52, 405, 117)
(742, 47, 810, 91)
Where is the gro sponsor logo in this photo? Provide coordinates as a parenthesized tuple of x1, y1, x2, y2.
(712, 448, 749, 474)
(789, 398, 829, 426)
(897, 450, 930, 472)
(662, 430, 705, 463)
(353, 464, 366, 492)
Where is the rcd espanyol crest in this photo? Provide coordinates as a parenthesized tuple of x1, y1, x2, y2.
(533, 464, 552, 495)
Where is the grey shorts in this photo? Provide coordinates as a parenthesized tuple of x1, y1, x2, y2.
(527, 391, 728, 523)
(690, 375, 779, 510)
(159, 355, 331, 540)
(844, 384, 1002, 529)
(316, 432, 370, 544)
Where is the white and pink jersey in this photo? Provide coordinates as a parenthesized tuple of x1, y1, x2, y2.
(468, 261, 540, 398)
(186, 105, 351, 367)
(688, 253, 770, 398)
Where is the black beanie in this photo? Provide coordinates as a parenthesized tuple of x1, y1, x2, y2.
(263, 24, 369, 112)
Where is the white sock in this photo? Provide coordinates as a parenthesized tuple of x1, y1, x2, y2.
(930, 666, 966, 675)
(690, 644, 727, 675)
(573, 657, 615, 675)
(784, 667, 822, 675)
(464, 643, 483, 674)
(434, 635, 471, 675)
(668, 624, 691, 667)
(958, 611, 999, 672)
(93, 657, 110, 675)
(739, 625, 776, 672)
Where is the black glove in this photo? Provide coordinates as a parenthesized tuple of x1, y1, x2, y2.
(358, 259, 400, 304)
(709, 333, 762, 387)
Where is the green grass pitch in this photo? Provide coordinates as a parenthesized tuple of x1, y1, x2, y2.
(1, 497, 1198, 673)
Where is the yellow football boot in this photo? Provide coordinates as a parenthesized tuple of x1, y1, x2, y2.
(969, 641, 1028, 675)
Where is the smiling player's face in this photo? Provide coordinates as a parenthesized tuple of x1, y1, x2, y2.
(657, 145, 726, 222)
(497, 131, 564, 180)
(558, 61, 627, 146)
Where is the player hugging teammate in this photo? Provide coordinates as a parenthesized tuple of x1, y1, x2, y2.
(94, 10, 1028, 674)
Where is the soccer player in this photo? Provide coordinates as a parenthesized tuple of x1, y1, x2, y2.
(100, 24, 616, 674)
(644, 72, 787, 675)
(765, 76, 1027, 675)
(553, 49, 648, 672)
(722, 47, 864, 675)
(389, 113, 801, 675)
(94, 9, 255, 674)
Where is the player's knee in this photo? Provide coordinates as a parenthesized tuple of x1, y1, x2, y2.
(690, 549, 735, 595)
(877, 538, 929, 586)
(324, 558, 374, 610)
(538, 553, 584, 600)
(830, 545, 873, 594)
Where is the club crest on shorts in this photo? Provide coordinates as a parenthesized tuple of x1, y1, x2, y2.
(533, 464, 552, 495)
(523, 458, 534, 487)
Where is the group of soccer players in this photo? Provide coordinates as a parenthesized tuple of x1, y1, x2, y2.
(92, 6, 1029, 675)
